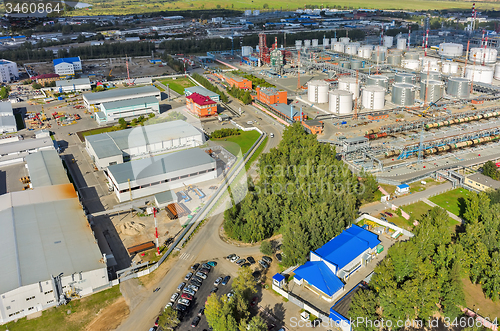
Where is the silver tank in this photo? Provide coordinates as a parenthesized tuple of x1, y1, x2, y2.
(405, 52, 420, 60)
(392, 83, 415, 106)
(395, 73, 415, 84)
(447, 77, 471, 99)
(420, 80, 444, 103)
(420, 71, 441, 82)
(367, 75, 389, 89)
(350, 59, 363, 69)
(387, 53, 402, 66)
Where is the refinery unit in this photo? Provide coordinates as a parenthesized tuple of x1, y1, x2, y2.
(228, 29, 500, 180)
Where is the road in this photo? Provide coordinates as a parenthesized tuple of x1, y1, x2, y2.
(115, 102, 283, 331)
(359, 182, 453, 215)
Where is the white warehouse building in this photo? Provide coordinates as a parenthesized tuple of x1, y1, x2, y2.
(0, 59, 19, 82)
(0, 150, 109, 324)
(55, 78, 92, 93)
(82, 85, 160, 114)
(85, 120, 204, 169)
(0, 101, 16, 134)
(105, 148, 217, 202)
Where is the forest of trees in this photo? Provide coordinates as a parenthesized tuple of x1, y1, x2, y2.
(226, 85, 252, 105)
(348, 191, 500, 329)
(224, 123, 366, 267)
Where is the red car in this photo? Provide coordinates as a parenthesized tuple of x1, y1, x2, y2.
(250, 296, 259, 306)
(181, 293, 193, 300)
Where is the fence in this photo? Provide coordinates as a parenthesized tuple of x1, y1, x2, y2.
(354, 214, 414, 238)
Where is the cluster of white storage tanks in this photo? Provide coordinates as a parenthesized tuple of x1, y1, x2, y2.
(307, 80, 329, 104)
(396, 38, 407, 50)
(469, 48, 498, 65)
(438, 43, 463, 58)
(338, 77, 360, 100)
(361, 85, 386, 110)
(329, 90, 353, 114)
(465, 65, 494, 84)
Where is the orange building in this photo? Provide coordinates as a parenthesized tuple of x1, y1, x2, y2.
(214, 72, 252, 90)
(186, 92, 217, 117)
(255, 87, 287, 105)
(302, 120, 324, 135)
(32, 73, 60, 85)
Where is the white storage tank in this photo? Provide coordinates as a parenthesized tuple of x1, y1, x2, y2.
(372, 46, 387, 63)
(465, 66, 494, 84)
(438, 43, 463, 58)
(387, 53, 402, 66)
(397, 38, 407, 50)
(404, 52, 420, 60)
(402, 59, 420, 70)
(307, 80, 329, 104)
(420, 71, 441, 82)
(383, 36, 394, 48)
(420, 80, 444, 103)
(295, 40, 302, 50)
(357, 45, 373, 59)
(367, 75, 389, 89)
(421, 56, 439, 67)
(338, 76, 360, 100)
(304, 40, 311, 47)
(331, 38, 337, 44)
(242, 46, 253, 57)
(442, 61, 459, 75)
(340, 37, 350, 44)
(494, 63, 500, 80)
(329, 90, 353, 114)
(361, 85, 385, 110)
(312, 39, 319, 47)
(395, 72, 415, 84)
(392, 83, 416, 106)
(323, 38, 329, 47)
(345, 43, 359, 55)
(332, 42, 345, 53)
(469, 48, 498, 65)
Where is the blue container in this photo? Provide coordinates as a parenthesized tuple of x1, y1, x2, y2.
(58, 96, 63, 100)
(341, 121, 347, 125)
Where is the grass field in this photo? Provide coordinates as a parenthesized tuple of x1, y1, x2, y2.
(211, 130, 261, 157)
(78, 125, 119, 141)
(158, 77, 195, 95)
(0, 286, 122, 331)
(245, 136, 268, 171)
(429, 188, 472, 217)
(70, 0, 500, 16)
(462, 277, 500, 320)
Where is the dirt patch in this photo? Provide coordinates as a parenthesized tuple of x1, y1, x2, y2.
(140, 251, 181, 288)
(462, 278, 500, 319)
(84, 297, 130, 331)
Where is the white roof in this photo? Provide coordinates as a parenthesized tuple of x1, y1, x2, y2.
(56, 78, 91, 87)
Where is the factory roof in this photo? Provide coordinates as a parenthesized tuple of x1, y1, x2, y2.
(85, 120, 201, 159)
(293, 261, 344, 296)
(186, 92, 216, 106)
(0, 116, 16, 131)
(344, 136, 369, 143)
(154, 190, 178, 208)
(56, 78, 91, 87)
(53, 56, 81, 65)
(271, 103, 294, 116)
(0, 137, 54, 155)
(108, 148, 214, 185)
(185, 86, 220, 99)
(83, 86, 160, 104)
(101, 96, 159, 111)
(0, 101, 13, 116)
(0, 184, 105, 294)
(259, 87, 281, 96)
(467, 173, 500, 190)
(25, 150, 69, 188)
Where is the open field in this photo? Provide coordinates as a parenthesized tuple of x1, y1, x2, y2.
(211, 130, 260, 156)
(0, 286, 124, 331)
(70, 0, 500, 16)
(429, 188, 472, 217)
(158, 77, 195, 95)
(462, 277, 500, 320)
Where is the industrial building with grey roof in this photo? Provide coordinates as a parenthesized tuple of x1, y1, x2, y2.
(85, 120, 204, 169)
(82, 85, 161, 110)
(0, 101, 16, 134)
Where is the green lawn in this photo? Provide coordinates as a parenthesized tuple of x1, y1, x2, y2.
(77, 125, 119, 141)
(158, 77, 195, 95)
(245, 136, 268, 171)
(211, 130, 261, 157)
(404, 201, 433, 220)
(0, 286, 122, 331)
(429, 188, 472, 217)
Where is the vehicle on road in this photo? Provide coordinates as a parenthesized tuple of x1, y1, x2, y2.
(262, 256, 272, 264)
(187, 284, 199, 292)
(222, 276, 230, 285)
(231, 256, 240, 263)
(195, 272, 207, 279)
(191, 316, 201, 327)
(251, 296, 258, 306)
(185, 272, 193, 281)
(247, 256, 255, 264)
(181, 293, 193, 300)
(153, 287, 160, 292)
(177, 282, 186, 291)
(214, 276, 223, 286)
(179, 298, 191, 306)
(191, 263, 200, 271)
(235, 259, 245, 266)
(183, 288, 196, 296)
(270, 133, 274, 138)
(226, 254, 236, 260)
(170, 293, 179, 302)
(198, 307, 205, 316)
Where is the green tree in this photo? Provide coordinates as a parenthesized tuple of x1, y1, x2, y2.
(232, 267, 257, 298)
(240, 316, 267, 331)
(441, 262, 466, 319)
(464, 193, 490, 224)
(158, 306, 180, 330)
(348, 289, 379, 331)
(260, 240, 272, 255)
(482, 161, 499, 180)
(118, 118, 127, 130)
(0, 87, 8, 99)
(359, 169, 378, 202)
(480, 251, 500, 301)
(31, 82, 42, 90)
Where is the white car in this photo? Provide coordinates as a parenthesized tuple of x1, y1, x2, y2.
(178, 298, 191, 306)
(195, 272, 207, 280)
(214, 277, 223, 286)
(165, 302, 173, 309)
(270, 133, 274, 138)
(187, 284, 199, 292)
(170, 293, 179, 302)
(231, 256, 240, 263)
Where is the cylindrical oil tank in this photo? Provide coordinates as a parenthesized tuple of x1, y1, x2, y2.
(387, 53, 402, 66)
(447, 77, 471, 98)
(357, 45, 373, 59)
(323, 38, 329, 47)
(442, 61, 459, 75)
(420, 71, 441, 82)
(331, 38, 337, 44)
(295, 40, 302, 50)
(361, 85, 385, 110)
(340, 37, 350, 44)
(469, 48, 498, 65)
(405, 52, 420, 60)
(465, 66, 494, 84)
(307, 80, 330, 103)
(397, 38, 407, 50)
(332, 42, 345, 53)
(494, 63, 500, 80)
(392, 83, 416, 106)
(339, 61, 351, 69)
(312, 39, 319, 47)
(367, 75, 389, 89)
(420, 80, 444, 102)
(402, 59, 420, 70)
(383, 36, 394, 48)
(345, 43, 359, 55)
(372, 46, 387, 62)
(329, 90, 353, 114)
(438, 43, 463, 58)
(421, 56, 439, 67)
(338, 76, 360, 100)
(350, 59, 363, 70)
(304, 39, 311, 47)
(395, 72, 415, 84)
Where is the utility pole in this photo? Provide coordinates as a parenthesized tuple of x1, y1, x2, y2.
(297, 49, 301, 90)
(167, 83, 170, 100)
(154, 208, 160, 255)
(354, 70, 359, 120)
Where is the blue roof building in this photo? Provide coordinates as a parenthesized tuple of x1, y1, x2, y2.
(396, 183, 410, 194)
(292, 225, 380, 302)
(53, 57, 82, 77)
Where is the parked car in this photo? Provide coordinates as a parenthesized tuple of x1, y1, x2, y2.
(214, 276, 223, 286)
(187, 284, 199, 292)
(275, 253, 282, 263)
(190, 279, 202, 287)
(252, 271, 261, 280)
(247, 256, 256, 264)
(231, 256, 240, 263)
(191, 316, 201, 327)
(191, 263, 200, 271)
(199, 268, 210, 275)
(227, 291, 234, 298)
(183, 288, 196, 296)
(241, 262, 251, 268)
(181, 293, 193, 301)
(381, 216, 388, 222)
(386, 212, 394, 217)
(207, 261, 217, 267)
(262, 256, 272, 264)
(177, 282, 186, 291)
(175, 303, 188, 312)
(198, 307, 205, 316)
(170, 293, 179, 302)
(221, 276, 230, 285)
(185, 272, 193, 281)
(178, 298, 191, 306)
(192, 276, 203, 284)
(165, 302, 173, 309)
(226, 254, 236, 260)
(259, 260, 269, 269)
(201, 263, 211, 270)
(196, 272, 207, 280)
(210, 287, 218, 294)
(235, 259, 245, 266)
(251, 296, 259, 306)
